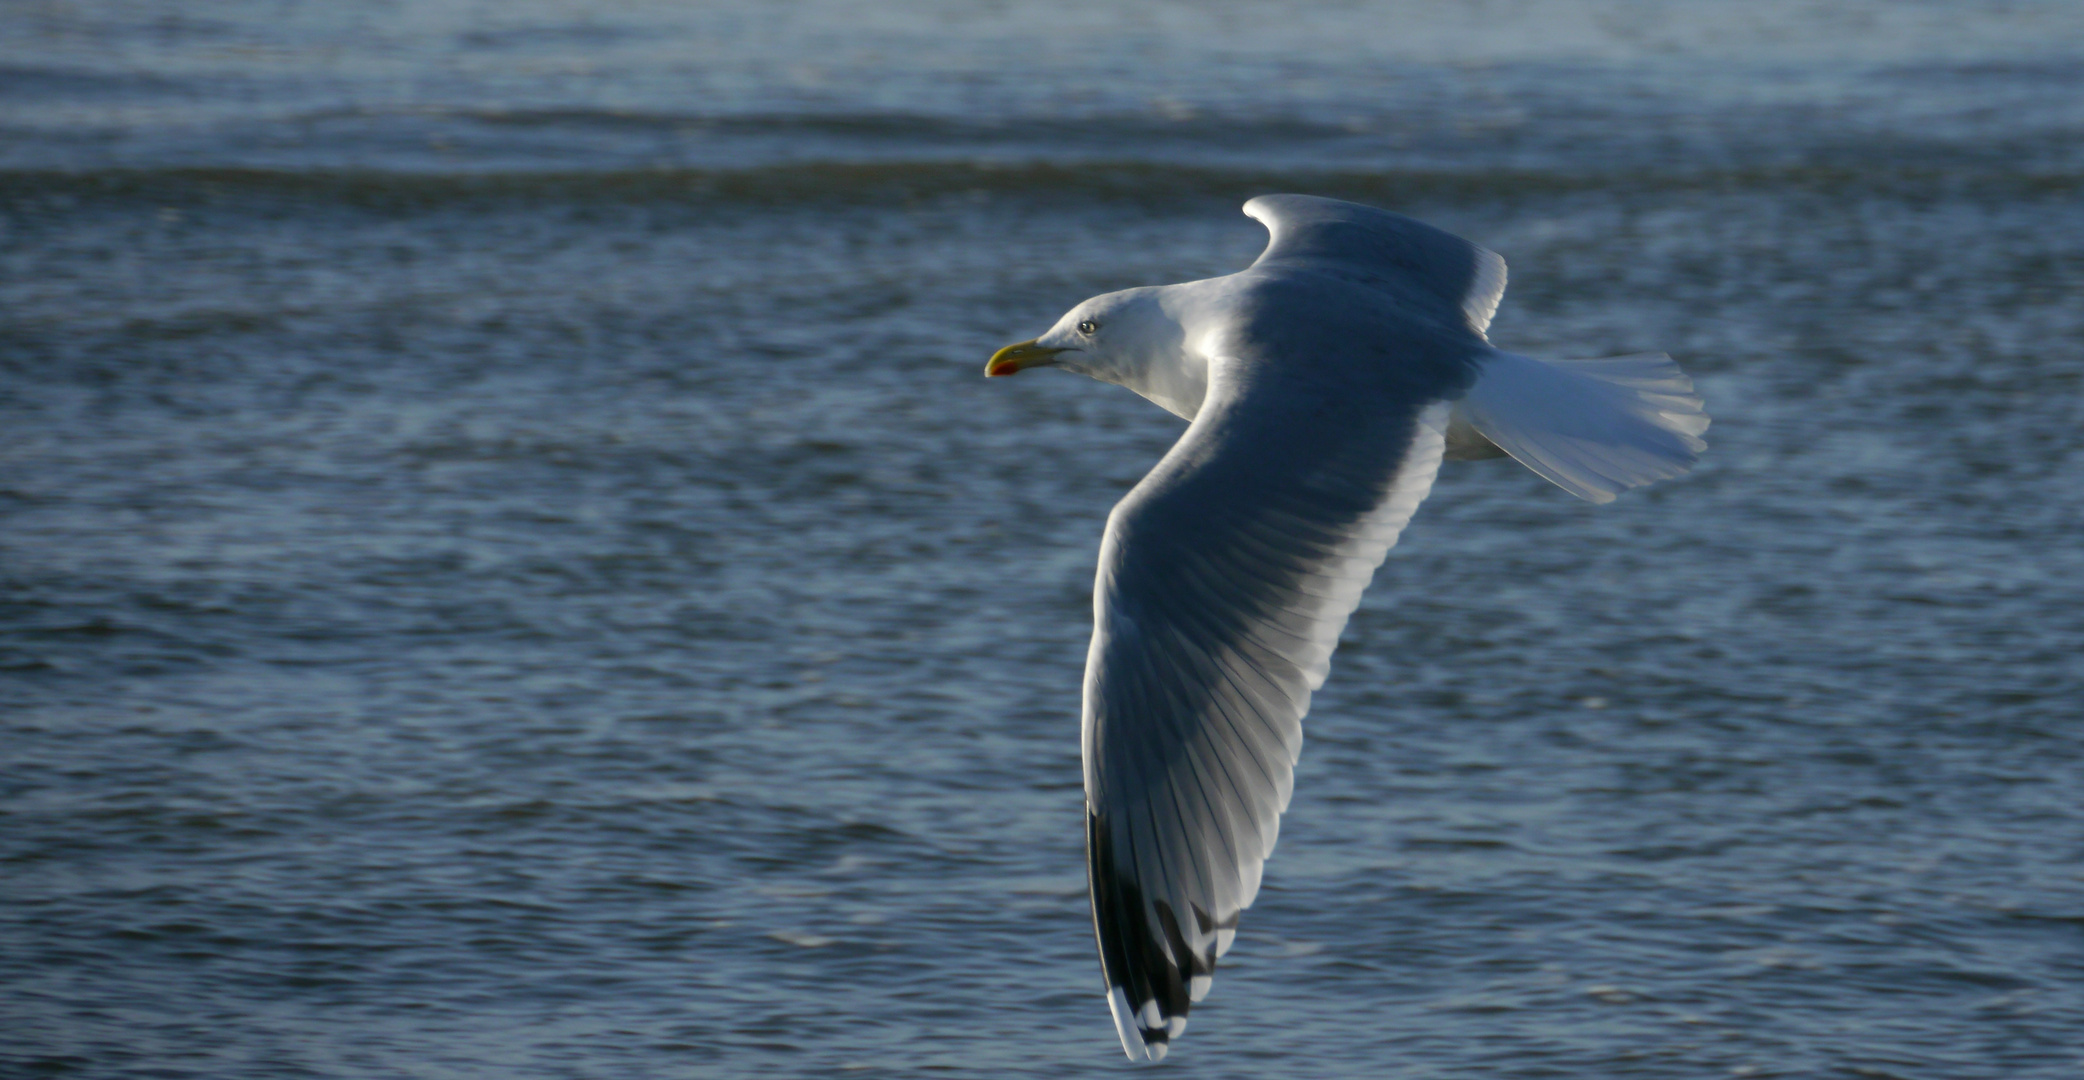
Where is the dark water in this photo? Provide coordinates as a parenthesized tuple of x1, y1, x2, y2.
(5, 3, 2084, 1077)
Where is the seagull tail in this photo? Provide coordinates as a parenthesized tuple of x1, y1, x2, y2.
(1450, 350, 1709, 503)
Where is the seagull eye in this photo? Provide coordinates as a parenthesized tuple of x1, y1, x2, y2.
(1077, 320, 1099, 335)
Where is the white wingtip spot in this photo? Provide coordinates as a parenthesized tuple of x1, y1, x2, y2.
(1105, 987, 1159, 1062)
(1189, 974, 1212, 1002)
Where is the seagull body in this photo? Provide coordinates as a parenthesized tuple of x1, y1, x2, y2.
(985, 195, 1707, 1062)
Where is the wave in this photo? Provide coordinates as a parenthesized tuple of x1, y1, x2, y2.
(352, 105, 1383, 143)
(3, 154, 2075, 213)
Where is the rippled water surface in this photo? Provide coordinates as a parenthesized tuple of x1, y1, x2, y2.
(5, 2, 2084, 1077)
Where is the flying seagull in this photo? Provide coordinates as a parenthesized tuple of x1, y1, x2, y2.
(984, 194, 1708, 1061)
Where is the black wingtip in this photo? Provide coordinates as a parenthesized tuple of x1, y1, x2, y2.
(1088, 809, 1216, 1061)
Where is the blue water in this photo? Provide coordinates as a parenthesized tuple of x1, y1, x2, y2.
(5, 2, 2084, 1076)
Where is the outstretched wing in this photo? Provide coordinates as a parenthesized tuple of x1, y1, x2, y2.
(1084, 357, 1452, 1061)
(1245, 193, 1508, 339)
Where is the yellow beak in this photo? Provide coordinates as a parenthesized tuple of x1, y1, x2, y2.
(985, 339, 1068, 377)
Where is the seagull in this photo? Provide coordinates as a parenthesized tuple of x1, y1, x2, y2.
(984, 194, 1708, 1062)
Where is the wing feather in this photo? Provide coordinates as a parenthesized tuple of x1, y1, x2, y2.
(1245, 193, 1507, 338)
(1084, 361, 1451, 1060)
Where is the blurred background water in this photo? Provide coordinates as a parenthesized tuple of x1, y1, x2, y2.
(4, 2, 2083, 1077)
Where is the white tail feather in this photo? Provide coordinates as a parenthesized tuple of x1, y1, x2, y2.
(1452, 351, 1708, 503)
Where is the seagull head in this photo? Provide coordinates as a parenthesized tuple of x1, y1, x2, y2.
(985, 286, 1182, 382)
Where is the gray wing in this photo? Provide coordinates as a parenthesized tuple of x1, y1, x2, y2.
(1245, 193, 1508, 338)
(1085, 359, 1452, 1061)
